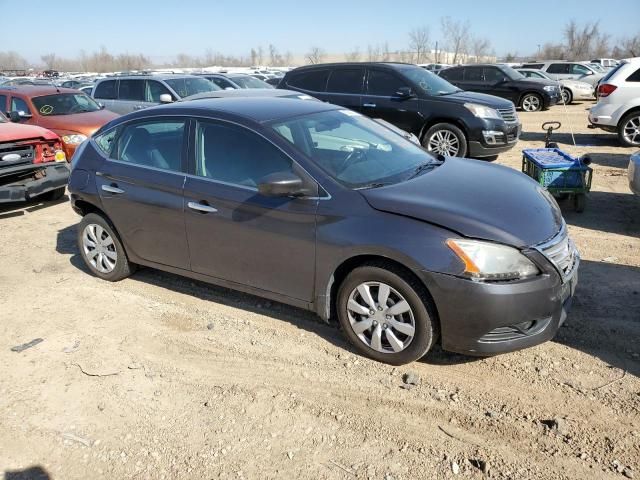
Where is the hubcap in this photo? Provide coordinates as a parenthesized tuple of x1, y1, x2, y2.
(561, 90, 570, 104)
(623, 116, 640, 145)
(427, 130, 460, 156)
(82, 224, 117, 273)
(522, 95, 541, 112)
(346, 282, 416, 354)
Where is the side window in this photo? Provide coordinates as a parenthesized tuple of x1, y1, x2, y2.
(483, 67, 504, 83)
(11, 97, 31, 115)
(523, 64, 543, 69)
(145, 80, 172, 102)
(118, 80, 145, 101)
(326, 69, 364, 94)
(570, 64, 591, 75)
(114, 120, 185, 171)
(547, 63, 570, 74)
(209, 77, 234, 89)
(94, 128, 118, 156)
(367, 70, 409, 96)
(465, 67, 484, 82)
(196, 121, 293, 188)
(286, 70, 330, 92)
(0, 94, 7, 112)
(627, 68, 640, 82)
(439, 68, 463, 82)
(94, 80, 117, 100)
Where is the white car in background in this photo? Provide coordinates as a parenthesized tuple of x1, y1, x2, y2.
(516, 68, 594, 104)
(522, 61, 605, 87)
(591, 58, 619, 70)
(588, 57, 640, 147)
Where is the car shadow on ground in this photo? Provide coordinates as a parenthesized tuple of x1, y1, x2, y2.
(0, 195, 68, 219)
(580, 152, 631, 169)
(519, 131, 623, 148)
(4, 466, 51, 480)
(560, 190, 640, 237)
(56, 227, 640, 376)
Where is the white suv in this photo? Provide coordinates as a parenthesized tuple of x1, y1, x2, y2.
(588, 58, 640, 147)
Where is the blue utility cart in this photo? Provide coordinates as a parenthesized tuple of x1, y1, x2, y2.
(522, 147, 593, 212)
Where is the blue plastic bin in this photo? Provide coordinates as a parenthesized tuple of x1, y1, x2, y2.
(522, 148, 590, 189)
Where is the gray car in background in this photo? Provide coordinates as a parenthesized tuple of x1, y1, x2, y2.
(521, 61, 605, 87)
(92, 74, 220, 114)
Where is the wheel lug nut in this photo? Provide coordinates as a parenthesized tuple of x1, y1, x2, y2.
(369, 310, 375, 316)
(373, 321, 378, 326)
(377, 306, 383, 311)
(385, 315, 391, 320)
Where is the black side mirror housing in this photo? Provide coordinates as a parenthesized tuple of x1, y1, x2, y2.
(8, 111, 21, 122)
(258, 171, 305, 197)
(395, 86, 414, 98)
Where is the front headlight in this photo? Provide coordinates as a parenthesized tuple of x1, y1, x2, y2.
(446, 239, 539, 281)
(61, 134, 87, 145)
(543, 85, 556, 92)
(464, 103, 501, 120)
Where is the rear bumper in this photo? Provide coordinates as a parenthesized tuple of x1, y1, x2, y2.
(416, 261, 578, 355)
(0, 162, 69, 203)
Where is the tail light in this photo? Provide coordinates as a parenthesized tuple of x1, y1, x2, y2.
(597, 83, 617, 98)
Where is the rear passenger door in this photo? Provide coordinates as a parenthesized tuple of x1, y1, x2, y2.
(361, 69, 423, 134)
(93, 80, 118, 112)
(115, 79, 148, 114)
(457, 66, 489, 94)
(94, 118, 190, 269)
(324, 67, 365, 113)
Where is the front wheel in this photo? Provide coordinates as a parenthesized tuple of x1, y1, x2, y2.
(618, 112, 640, 147)
(561, 88, 573, 105)
(520, 93, 543, 112)
(422, 123, 467, 158)
(336, 264, 438, 365)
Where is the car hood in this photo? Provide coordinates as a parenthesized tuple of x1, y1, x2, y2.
(430, 90, 515, 109)
(513, 77, 558, 88)
(0, 122, 59, 142)
(38, 109, 118, 137)
(360, 157, 563, 248)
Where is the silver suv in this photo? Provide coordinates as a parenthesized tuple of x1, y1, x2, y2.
(92, 75, 219, 114)
(521, 61, 605, 87)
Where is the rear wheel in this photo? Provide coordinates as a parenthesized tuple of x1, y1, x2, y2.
(422, 123, 467, 158)
(336, 264, 438, 365)
(618, 112, 640, 147)
(520, 93, 543, 112)
(561, 88, 573, 105)
(77, 213, 134, 281)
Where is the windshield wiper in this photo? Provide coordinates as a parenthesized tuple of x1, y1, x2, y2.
(408, 162, 437, 179)
(354, 182, 391, 190)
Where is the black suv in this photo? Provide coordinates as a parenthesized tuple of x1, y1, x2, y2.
(439, 64, 561, 112)
(279, 62, 521, 159)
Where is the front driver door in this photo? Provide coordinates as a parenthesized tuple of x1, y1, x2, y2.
(184, 119, 318, 302)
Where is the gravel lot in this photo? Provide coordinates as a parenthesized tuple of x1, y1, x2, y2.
(1, 101, 639, 480)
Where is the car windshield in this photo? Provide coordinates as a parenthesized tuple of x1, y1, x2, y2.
(32, 93, 101, 116)
(502, 66, 525, 80)
(164, 77, 221, 98)
(230, 75, 272, 89)
(270, 109, 437, 189)
(589, 63, 605, 73)
(398, 65, 459, 95)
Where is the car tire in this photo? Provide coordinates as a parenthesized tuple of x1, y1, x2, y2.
(618, 111, 640, 147)
(421, 123, 467, 158)
(561, 88, 573, 105)
(42, 187, 66, 201)
(520, 93, 543, 112)
(574, 193, 586, 213)
(77, 213, 135, 282)
(336, 263, 438, 365)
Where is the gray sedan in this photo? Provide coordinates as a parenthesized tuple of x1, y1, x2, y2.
(516, 68, 594, 104)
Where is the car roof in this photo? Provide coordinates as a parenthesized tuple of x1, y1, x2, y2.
(180, 89, 310, 101)
(97, 74, 201, 81)
(0, 85, 84, 96)
(288, 62, 416, 72)
(146, 96, 338, 123)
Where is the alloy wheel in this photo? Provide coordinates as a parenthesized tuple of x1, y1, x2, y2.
(427, 130, 460, 156)
(82, 224, 117, 273)
(346, 282, 416, 354)
(561, 89, 570, 104)
(623, 115, 640, 145)
(522, 94, 541, 112)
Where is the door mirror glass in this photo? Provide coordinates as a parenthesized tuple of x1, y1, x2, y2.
(98, 102, 105, 109)
(8, 111, 30, 122)
(258, 171, 304, 197)
(395, 86, 414, 98)
(159, 93, 173, 103)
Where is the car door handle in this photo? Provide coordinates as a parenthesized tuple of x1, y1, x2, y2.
(101, 184, 125, 194)
(187, 201, 218, 213)
(363, 103, 377, 108)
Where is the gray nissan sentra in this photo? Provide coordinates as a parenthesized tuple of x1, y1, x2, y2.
(68, 97, 579, 365)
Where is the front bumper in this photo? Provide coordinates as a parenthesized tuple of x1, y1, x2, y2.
(543, 91, 560, 108)
(467, 118, 521, 158)
(0, 162, 70, 203)
(416, 258, 578, 355)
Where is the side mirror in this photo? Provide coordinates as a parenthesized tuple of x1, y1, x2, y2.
(159, 93, 173, 103)
(585, 70, 594, 76)
(395, 86, 414, 98)
(8, 111, 30, 122)
(98, 102, 105, 109)
(8, 111, 21, 122)
(258, 171, 304, 197)
(224, 87, 235, 91)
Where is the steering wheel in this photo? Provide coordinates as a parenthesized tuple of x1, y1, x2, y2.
(67, 104, 86, 114)
(337, 148, 367, 175)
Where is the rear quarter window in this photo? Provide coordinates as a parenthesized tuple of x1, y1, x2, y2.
(94, 80, 117, 100)
(286, 70, 330, 92)
(546, 64, 570, 74)
(626, 67, 640, 82)
(326, 69, 364, 94)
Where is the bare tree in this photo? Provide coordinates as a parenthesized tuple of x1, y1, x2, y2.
(504, 51, 519, 62)
(617, 34, 640, 57)
(0, 50, 29, 70)
(540, 43, 566, 60)
(408, 26, 430, 63)
(440, 17, 471, 63)
(41, 53, 57, 69)
(257, 46, 264, 66)
(563, 20, 609, 60)
(269, 44, 281, 66)
(367, 44, 381, 61)
(470, 36, 491, 63)
(345, 47, 361, 62)
(282, 51, 293, 66)
(250, 48, 258, 66)
(381, 42, 392, 61)
(306, 46, 325, 65)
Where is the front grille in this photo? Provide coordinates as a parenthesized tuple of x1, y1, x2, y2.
(0, 142, 35, 166)
(498, 106, 518, 123)
(536, 223, 579, 280)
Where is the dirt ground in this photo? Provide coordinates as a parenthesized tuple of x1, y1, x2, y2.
(1, 101, 639, 480)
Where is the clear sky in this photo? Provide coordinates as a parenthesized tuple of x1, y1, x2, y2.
(2, 0, 638, 63)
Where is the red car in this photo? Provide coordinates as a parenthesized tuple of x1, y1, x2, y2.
(0, 113, 69, 203)
(0, 86, 117, 159)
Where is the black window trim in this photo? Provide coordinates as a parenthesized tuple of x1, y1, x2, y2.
(188, 116, 327, 199)
(364, 68, 414, 98)
(285, 69, 330, 93)
(325, 67, 365, 95)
